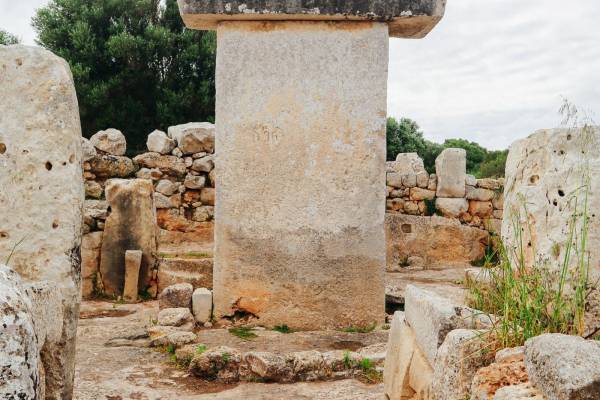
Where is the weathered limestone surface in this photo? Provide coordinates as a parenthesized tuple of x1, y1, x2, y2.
(436, 148, 467, 198)
(503, 128, 600, 278)
(383, 312, 415, 400)
(178, 0, 446, 38)
(0, 265, 41, 400)
(123, 250, 143, 302)
(90, 128, 126, 156)
(192, 287, 213, 323)
(385, 213, 488, 269)
(99, 179, 157, 295)
(0, 45, 84, 399)
(524, 334, 600, 400)
(212, 21, 387, 329)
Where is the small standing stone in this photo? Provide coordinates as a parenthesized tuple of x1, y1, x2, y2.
(192, 288, 213, 323)
(123, 250, 142, 303)
(435, 148, 467, 198)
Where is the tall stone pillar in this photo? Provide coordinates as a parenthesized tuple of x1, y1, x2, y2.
(0, 46, 84, 399)
(178, 0, 446, 329)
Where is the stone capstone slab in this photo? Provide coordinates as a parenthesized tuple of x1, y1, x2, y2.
(0, 45, 84, 400)
(212, 21, 386, 329)
(177, 0, 446, 38)
(99, 179, 157, 295)
(524, 333, 600, 400)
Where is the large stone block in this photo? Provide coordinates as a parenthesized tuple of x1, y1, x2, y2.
(503, 128, 600, 278)
(178, 0, 446, 38)
(212, 21, 387, 329)
(435, 148, 467, 198)
(99, 179, 158, 295)
(385, 214, 488, 270)
(168, 122, 215, 155)
(524, 333, 600, 400)
(383, 312, 416, 400)
(0, 45, 84, 399)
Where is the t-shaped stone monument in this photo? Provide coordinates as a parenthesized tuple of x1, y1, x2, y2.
(178, 0, 446, 329)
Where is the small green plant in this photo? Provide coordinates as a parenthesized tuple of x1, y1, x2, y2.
(342, 351, 353, 369)
(166, 343, 176, 354)
(139, 286, 153, 301)
(221, 352, 231, 362)
(196, 344, 207, 354)
(381, 323, 391, 330)
(343, 323, 376, 333)
(357, 357, 374, 371)
(273, 324, 292, 334)
(228, 327, 257, 340)
(4, 236, 26, 266)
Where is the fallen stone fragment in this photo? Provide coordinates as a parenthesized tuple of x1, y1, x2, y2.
(157, 307, 194, 327)
(525, 333, 600, 400)
(90, 128, 127, 155)
(133, 152, 187, 177)
(168, 122, 215, 154)
(240, 352, 295, 383)
(88, 154, 137, 178)
(159, 283, 194, 309)
(189, 346, 242, 383)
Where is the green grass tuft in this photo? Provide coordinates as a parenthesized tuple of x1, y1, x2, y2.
(342, 323, 376, 333)
(273, 324, 292, 334)
(228, 327, 257, 340)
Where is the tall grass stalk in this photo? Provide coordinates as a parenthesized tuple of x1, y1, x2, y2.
(467, 181, 594, 350)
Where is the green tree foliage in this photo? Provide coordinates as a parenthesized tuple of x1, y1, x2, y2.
(33, 0, 216, 153)
(0, 29, 19, 45)
(386, 117, 507, 177)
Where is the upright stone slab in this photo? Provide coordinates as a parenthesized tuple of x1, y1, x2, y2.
(178, 0, 446, 329)
(0, 45, 84, 399)
(435, 148, 467, 198)
(123, 250, 143, 302)
(503, 128, 600, 278)
(100, 179, 157, 296)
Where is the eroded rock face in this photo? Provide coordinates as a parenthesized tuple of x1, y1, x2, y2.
(0, 265, 41, 400)
(159, 282, 194, 309)
(525, 334, 600, 400)
(99, 179, 157, 295)
(0, 45, 84, 400)
(168, 122, 215, 155)
(385, 214, 488, 270)
(147, 129, 175, 155)
(503, 128, 600, 278)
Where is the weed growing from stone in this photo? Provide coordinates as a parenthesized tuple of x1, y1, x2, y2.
(342, 323, 376, 333)
(342, 351, 353, 369)
(167, 343, 176, 354)
(273, 324, 292, 334)
(228, 327, 257, 340)
(221, 352, 231, 362)
(196, 344, 207, 354)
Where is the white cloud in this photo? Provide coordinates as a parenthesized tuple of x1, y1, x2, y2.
(2, 0, 600, 149)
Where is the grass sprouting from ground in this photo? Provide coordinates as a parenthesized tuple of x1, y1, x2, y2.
(342, 323, 377, 333)
(273, 324, 292, 334)
(228, 327, 257, 340)
(158, 251, 212, 259)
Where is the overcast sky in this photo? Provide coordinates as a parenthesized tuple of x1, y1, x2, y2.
(2, 0, 599, 149)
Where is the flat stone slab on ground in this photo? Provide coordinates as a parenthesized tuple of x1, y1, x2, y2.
(385, 269, 467, 306)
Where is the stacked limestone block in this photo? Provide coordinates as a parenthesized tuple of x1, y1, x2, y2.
(386, 151, 504, 234)
(80, 123, 216, 298)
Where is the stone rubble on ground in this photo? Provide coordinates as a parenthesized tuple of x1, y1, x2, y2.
(159, 282, 194, 309)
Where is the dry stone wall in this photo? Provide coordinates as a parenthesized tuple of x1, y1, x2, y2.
(386, 152, 504, 234)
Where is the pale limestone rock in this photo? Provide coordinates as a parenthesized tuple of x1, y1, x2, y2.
(524, 333, 600, 400)
(81, 231, 103, 298)
(393, 153, 426, 175)
(386, 214, 488, 270)
(477, 178, 502, 190)
(416, 171, 430, 188)
(192, 205, 214, 222)
(133, 152, 187, 177)
(466, 174, 477, 186)
(383, 312, 416, 400)
(192, 287, 213, 323)
(168, 122, 215, 155)
(432, 329, 489, 400)
(428, 174, 438, 191)
(469, 201, 493, 217)
(409, 344, 434, 400)
(503, 128, 600, 278)
(436, 148, 467, 198)
(151, 330, 197, 347)
(157, 307, 194, 327)
(82, 137, 97, 161)
(466, 188, 495, 202)
(90, 128, 126, 155)
(240, 352, 294, 383)
(159, 282, 194, 309)
(0, 265, 41, 400)
(470, 346, 529, 400)
(387, 172, 403, 188)
(191, 154, 215, 172)
(402, 173, 417, 188)
(85, 180, 103, 199)
(435, 197, 468, 218)
(190, 346, 241, 383)
(89, 154, 137, 178)
(404, 286, 478, 365)
(99, 179, 157, 295)
(154, 192, 180, 209)
(147, 129, 175, 154)
(200, 187, 215, 206)
(123, 250, 142, 303)
(0, 45, 83, 400)
(184, 173, 206, 189)
(155, 179, 179, 196)
(493, 383, 544, 400)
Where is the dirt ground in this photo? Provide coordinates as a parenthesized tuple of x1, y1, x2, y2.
(74, 300, 384, 400)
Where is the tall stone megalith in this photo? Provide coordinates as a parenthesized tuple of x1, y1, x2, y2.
(0, 45, 84, 399)
(178, 0, 446, 329)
